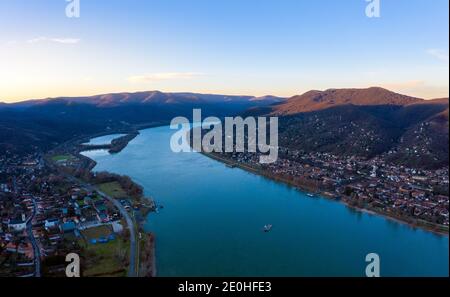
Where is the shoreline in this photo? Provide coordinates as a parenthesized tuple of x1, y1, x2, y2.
(77, 152, 158, 277)
(201, 151, 449, 237)
(57, 126, 446, 276)
(48, 127, 161, 277)
(100, 125, 448, 238)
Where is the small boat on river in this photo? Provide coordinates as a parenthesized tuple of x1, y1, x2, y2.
(263, 224, 273, 232)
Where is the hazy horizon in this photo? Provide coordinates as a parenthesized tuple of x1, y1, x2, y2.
(1, 86, 448, 105)
(1, 0, 449, 103)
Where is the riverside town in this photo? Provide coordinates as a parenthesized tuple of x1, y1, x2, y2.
(0, 0, 448, 293)
(170, 109, 279, 164)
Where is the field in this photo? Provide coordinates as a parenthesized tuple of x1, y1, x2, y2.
(51, 154, 73, 162)
(79, 225, 129, 277)
(97, 182, 127, 198)
(81, 238, 129, 277)
(80, 225, 112, 241)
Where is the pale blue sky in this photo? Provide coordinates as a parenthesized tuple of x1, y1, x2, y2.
(0, 0, 448, 102)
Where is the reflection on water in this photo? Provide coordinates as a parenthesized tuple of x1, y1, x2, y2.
(82, 126, 449, 277)
(83, 134, 126, 145)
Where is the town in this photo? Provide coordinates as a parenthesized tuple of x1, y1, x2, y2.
(206, 147, 449, 234)
(0, 146, 156, 277)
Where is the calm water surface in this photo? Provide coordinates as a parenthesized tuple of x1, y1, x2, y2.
(82, 126, 449, 277)
(83, 133, 126, 145)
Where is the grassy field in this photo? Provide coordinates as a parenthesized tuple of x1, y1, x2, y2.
(81, 225, 112, 241)
(97, 182, 127, 198)
(82, 238, 129, 277)
(51, 154, 73, 162)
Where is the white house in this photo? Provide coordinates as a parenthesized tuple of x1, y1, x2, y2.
(8, 219, 27, 232)
(112, 221, 124, 233)
(44, 218, 60, 230)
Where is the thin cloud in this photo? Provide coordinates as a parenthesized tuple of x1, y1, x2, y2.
(27, 37, 81, 44)
(427, 49, 449, 63)
(128, 72, 204, 83)
(378, 80, 448, 99)
(381, 80, 425, 89)
(5, 40, 18, 46)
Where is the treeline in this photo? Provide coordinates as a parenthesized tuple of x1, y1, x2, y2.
(109, 133, 139, 154)
(67, 166, 143, 199)
(138, 233, 156, 277)
(93, 171, 144, 199)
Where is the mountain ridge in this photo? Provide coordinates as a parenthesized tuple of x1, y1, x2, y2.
(272, 87, 425, 115)
(2, 91, 285, 108)
(1, 87, 448, 169)
(254, 88, 449, 169)
(0, 90, 284, 155)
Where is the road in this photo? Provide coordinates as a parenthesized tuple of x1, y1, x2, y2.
(26, 198, 41, 277)
(42, 156, 139, 277)
(96, 189, 138, 277)
(62, 174, 138, 277)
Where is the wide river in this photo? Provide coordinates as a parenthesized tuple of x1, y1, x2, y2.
(82, 126, 449, 277)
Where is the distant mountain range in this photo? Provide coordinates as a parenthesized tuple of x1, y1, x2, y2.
(0, 91, 284, 154)
(4, 91, 284, 108)
(1, 91, 284, 124)
(1, 88, 448, 169)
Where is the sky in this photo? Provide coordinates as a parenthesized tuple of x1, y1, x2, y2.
(0, 0, 448, 102)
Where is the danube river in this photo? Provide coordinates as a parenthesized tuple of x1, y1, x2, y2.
(82, 126, 449, 277)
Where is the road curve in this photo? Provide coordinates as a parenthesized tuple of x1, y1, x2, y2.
(26, 198, 41, 277)
(96, 190, 137, 277)
(44, 158, 138, 277)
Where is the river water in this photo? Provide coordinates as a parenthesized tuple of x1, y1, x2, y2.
(82, 126, 449, 277)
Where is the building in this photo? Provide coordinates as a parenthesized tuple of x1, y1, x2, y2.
(8, 218, 27, 232)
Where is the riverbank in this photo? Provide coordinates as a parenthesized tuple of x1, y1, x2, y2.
(78, 132, 139, 154)
(47, 129, 160, 277)
(78, 125, 449, 276)
(77, 152, 157, 277)
(138, 233, 157, 277)
(70, 128, 446, 276)
(201, 151, 449, 236)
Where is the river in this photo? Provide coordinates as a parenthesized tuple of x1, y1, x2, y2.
(81, 126, 449, 277)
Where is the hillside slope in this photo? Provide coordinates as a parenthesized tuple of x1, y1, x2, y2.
(0, 91, 284, 155)
(263, 88, 448, 169)
(272, 87, 422, 115)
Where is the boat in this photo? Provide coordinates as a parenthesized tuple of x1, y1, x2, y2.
(263, 224, 273, 232)
(307, 193, 315, 197)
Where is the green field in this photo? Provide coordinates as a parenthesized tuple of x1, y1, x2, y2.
(82, 238, 129, 277)
(81, 225, 112, 241)
(97, 182, 127, 198)
(51, 154, 73, 162)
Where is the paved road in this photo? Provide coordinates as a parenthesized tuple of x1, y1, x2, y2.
(42, 156, 138, 277)
(62, 174, 138, 277)
(26, 198, 41, 277)
(96, 190, 138, 277)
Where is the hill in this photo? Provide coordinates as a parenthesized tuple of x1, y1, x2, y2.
(272, 87, 422, 115)
(1, 87, 448, 169)
(7, 91, 284, 108)
(0, 91, 284, 155)
(256, 88, 449, 169)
